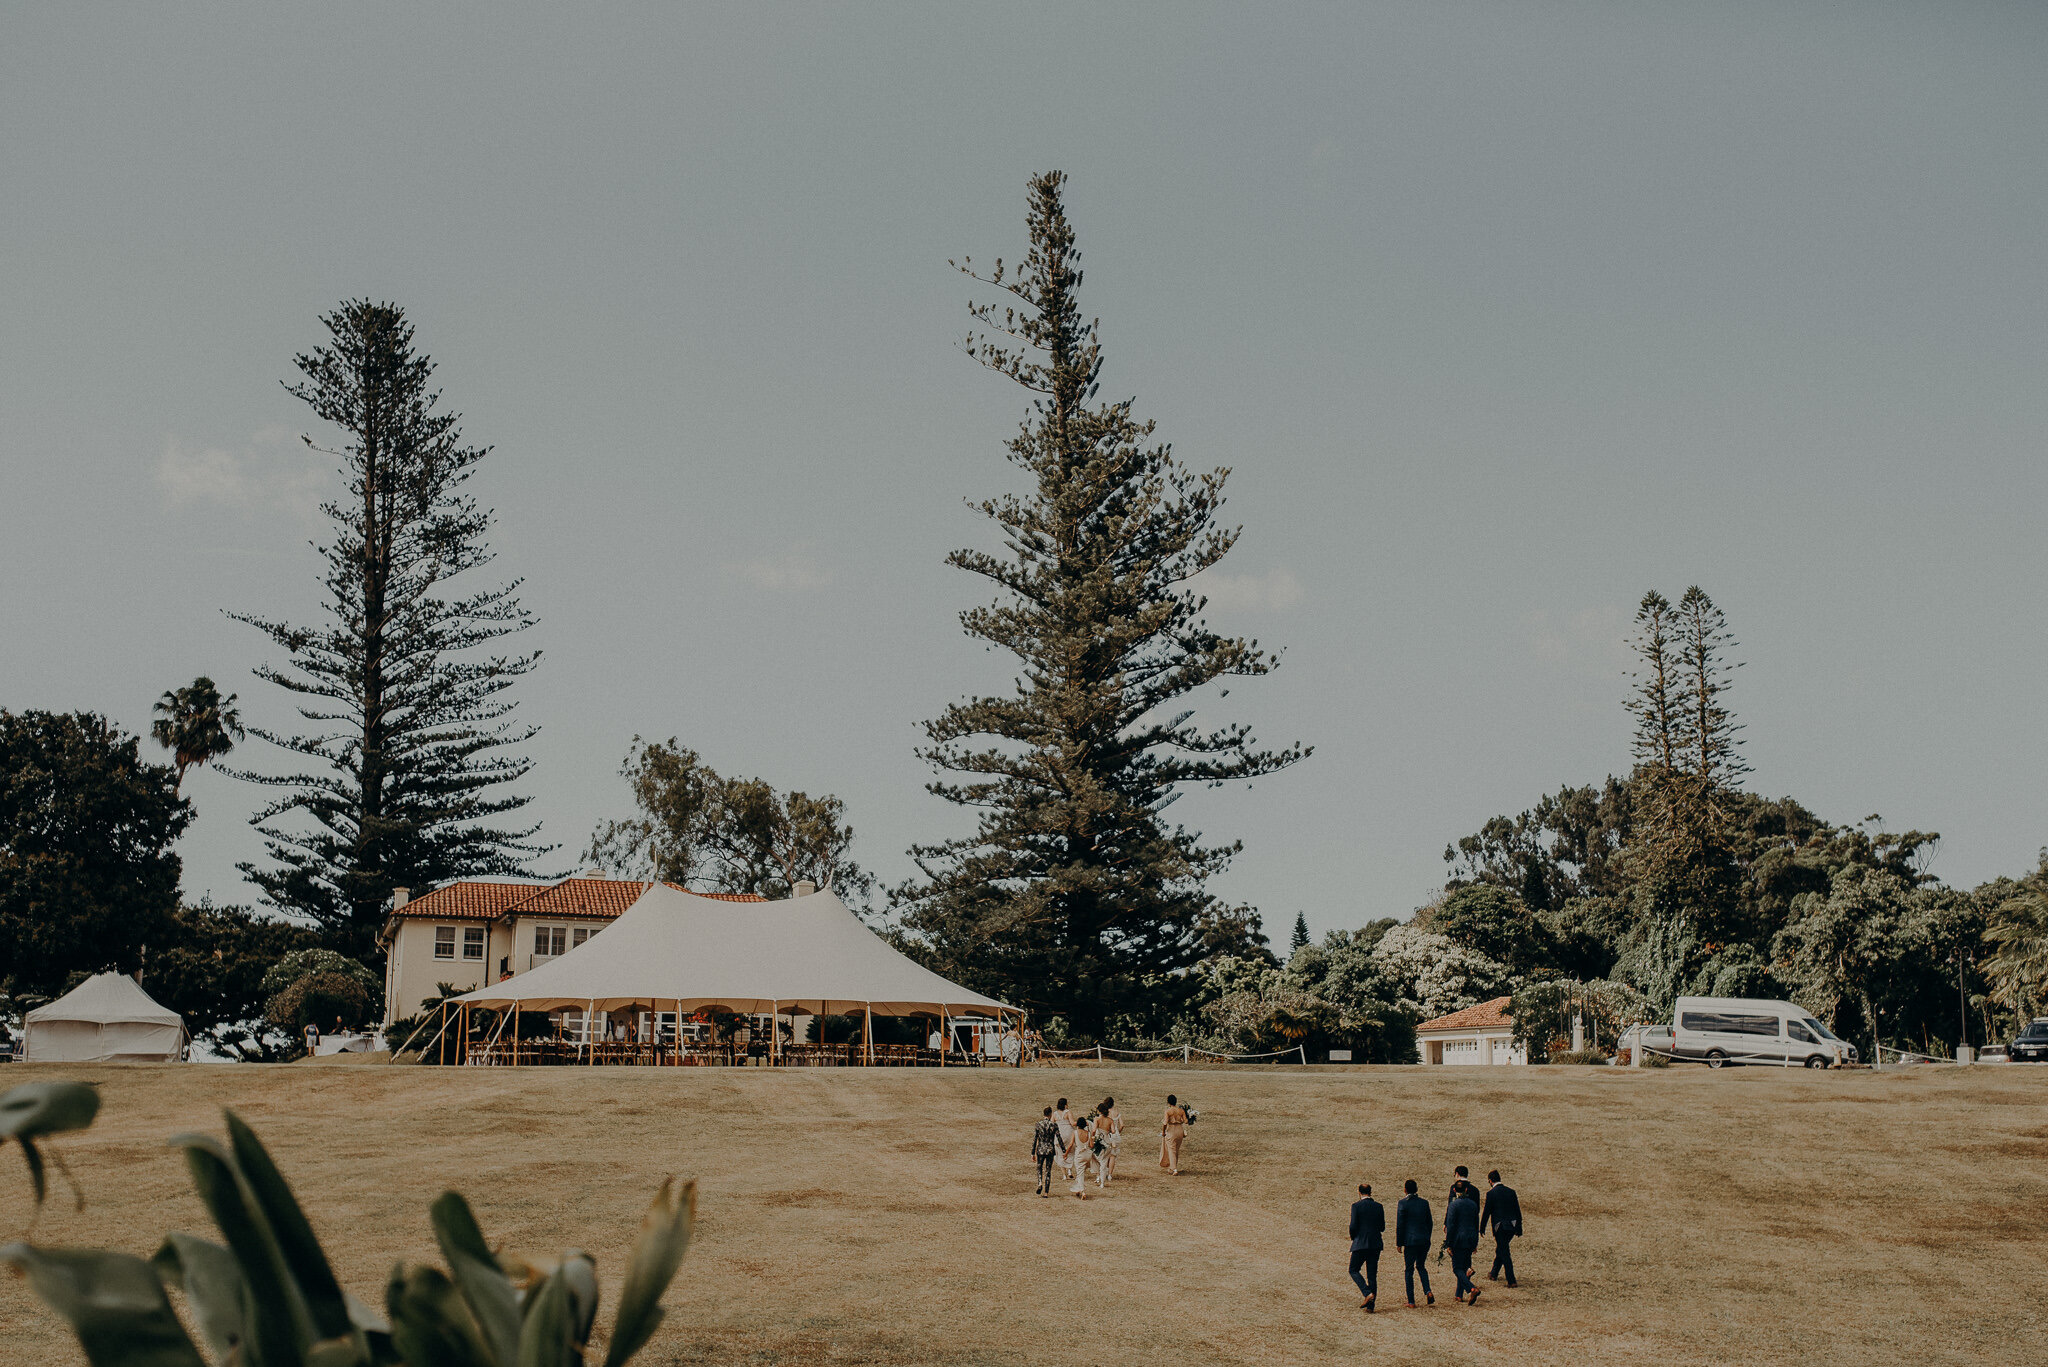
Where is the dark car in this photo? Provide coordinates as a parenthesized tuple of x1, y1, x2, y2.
(2008, 1019, 2048, 1063)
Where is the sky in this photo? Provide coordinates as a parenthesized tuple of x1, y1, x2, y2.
(3, 4, 2044, 945)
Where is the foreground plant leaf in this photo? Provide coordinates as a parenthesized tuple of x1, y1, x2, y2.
(431, 1192, 520, 1367)
(516, 1264, 577, 1367)
(1, 1242, 207, 1367)
(226, 1110, 358, 1344)
(602, 1178, 695, 1367)
(171, 1131, 315, 1367)
(0, 1081, 100, 1208)
(151, 1233, 250, 1362)
(387, 1262, 496, 1367)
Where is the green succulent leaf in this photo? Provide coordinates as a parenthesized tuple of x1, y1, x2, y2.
(1, 1081, 100, 1208)
(515, 1266, 576, 1367)
(0, 1081, 101, 1140)
(387, 1263, 498, 1367)
(429, 1192, 522, 1365)
(226, 1110, 356, 1343)
(601, 1178, 696, 1367)
(171, 1131, 313, 1367)
(558, 1253, 598, 1346)
(0, 1242, 207, 1367)
(151, 1232, 250, 1363)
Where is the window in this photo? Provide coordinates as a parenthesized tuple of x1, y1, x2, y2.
(1804, 1018, 1838, 1041)
(534, 926, 566, 957)
(462, 927, 485, 960)
(434, 926, 456, 959)
(571, 927, 591, 949)
(1788, 1020, 1816, 1045)
(1682, 1011, 1780, 1037)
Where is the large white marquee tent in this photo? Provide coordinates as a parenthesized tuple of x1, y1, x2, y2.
(449, 882, 1016, 1058)
(20, 971, 187, 1063)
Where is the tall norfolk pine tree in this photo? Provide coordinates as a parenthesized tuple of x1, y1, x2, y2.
(232, 301, 546, 959)
(896, 173, 1307, 1035)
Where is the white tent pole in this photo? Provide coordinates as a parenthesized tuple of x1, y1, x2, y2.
(585, 998, 594, 1065)
(864, 1002, 872, 1067)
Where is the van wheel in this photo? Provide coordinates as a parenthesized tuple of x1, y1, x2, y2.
(1804, 1055, 1828, 1069)
(1705, 1050, 1727, 1069)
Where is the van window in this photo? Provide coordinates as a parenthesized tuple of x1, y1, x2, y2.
(1681, 1011, 1779, 1036)
(1788, 1020, 1816, 1044)
(1730, 1014, 1780, 1037)
(1804, 1018, 1838, 1041)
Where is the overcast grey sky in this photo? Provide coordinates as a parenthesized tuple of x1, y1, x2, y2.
(4, 4, 2043, 942)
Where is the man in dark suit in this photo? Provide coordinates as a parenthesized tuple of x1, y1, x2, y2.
(1347, 1183, 1384, 1311)
(1481, 1168, 1522, 1286)
(1394, 1179, 1434, 1306)
(1444, 1181, 1482, 1304)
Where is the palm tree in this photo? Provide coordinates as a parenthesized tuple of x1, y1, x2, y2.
(151, 676, 244, 791)
(1986, 890, 2048, 1016)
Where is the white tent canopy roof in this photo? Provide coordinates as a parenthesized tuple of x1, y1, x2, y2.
(452, 882, 1018, 1019)
(22, 971, 186, 1063)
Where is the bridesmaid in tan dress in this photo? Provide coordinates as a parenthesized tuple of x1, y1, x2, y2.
(1158, 1094, 1188, 1174)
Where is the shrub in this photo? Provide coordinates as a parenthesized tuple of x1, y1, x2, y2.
(0, 1080, 697, 1367)
(1550, 1048, 1610, 1065)
(266, 970, 374, 1033)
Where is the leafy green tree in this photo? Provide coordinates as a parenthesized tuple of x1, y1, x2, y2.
(1983, 852, 2048, 1018)
(1289, 912, 1310, 954)
(1444, 778, 1636, 912)
(1430, 884, 1554, 979)
(586, 737, 875, 907)
(0, 711, 191, 996)
(1369, 920, 1515, 1020)
(147, 901, 318, 1033)
(894, 171, 1307, 1035)
(150, 677, 244, 791)
(1774, 866, 1932, 1054)
(231, 301, 547, 959)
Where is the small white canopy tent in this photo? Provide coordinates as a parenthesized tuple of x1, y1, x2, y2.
(450, 882, 1016, 1053)
(22, 971, 186, 1063)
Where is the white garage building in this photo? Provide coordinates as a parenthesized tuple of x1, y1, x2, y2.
(1415, 996, 1525, 1066)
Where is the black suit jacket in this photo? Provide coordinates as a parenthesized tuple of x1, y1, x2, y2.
(1348, 1197, 1385, 1252)
(1481, 1183, 1522, 1237)
(1444, 1194, 1481, 1252)
(1394, 1195, 1433, 1250)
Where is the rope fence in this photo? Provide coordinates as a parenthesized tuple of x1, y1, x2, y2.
(1032, 1042, 1310, 1064)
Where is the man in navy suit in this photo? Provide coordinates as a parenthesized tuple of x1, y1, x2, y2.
(1481, 1169, 1523, 1287)
(1347, 1183, 1384, 1311)
(1394, 1179, 1435, 1306)
(1444, 1181, 1482, 1304)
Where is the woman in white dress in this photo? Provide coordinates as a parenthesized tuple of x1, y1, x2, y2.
(1095, 1096, 1123, 1185)
(1053, 1098, 1076, 1179)
(1067, 1114, 1094, 1198)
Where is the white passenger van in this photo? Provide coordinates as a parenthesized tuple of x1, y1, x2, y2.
(1669, 997, 1858, 1069)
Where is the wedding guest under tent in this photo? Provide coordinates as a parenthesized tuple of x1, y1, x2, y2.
(20, 971, 187, 1063)
(437, 881, 1020, 1066)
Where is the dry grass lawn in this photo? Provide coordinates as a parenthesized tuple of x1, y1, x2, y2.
(2, 1060, 2044, 1366)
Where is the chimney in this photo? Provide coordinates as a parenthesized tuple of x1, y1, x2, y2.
(793, 879, 817, 898)
(392, 887, 411, 911)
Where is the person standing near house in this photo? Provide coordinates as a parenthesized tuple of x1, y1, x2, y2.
(1159, 1094, 1189, 1175)
(1481, 1169, 1522, 1287)
(1031, 1106, 1061, 1197)
(1444, 1181, 1482, 1304)
(1347, 1184, 1385, 1312)
(1395, 1180, 1434, 1306)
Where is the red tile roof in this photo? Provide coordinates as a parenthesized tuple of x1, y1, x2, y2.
(392, 877, 769, 924)
(393, 880, 545, 922)
(1416, 996, 1514, 1033)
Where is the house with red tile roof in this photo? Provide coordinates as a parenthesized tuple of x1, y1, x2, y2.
(378, 873, 764, 1025)
(1414, 995, 1525, 1065)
